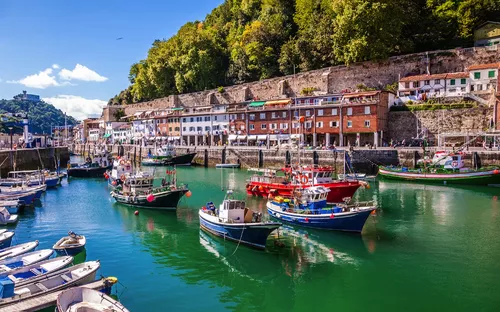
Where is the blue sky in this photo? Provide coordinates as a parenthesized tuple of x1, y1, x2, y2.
(0, 0, 222, 120)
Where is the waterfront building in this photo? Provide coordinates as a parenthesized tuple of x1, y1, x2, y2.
(444, 72, 470, 96)
(247, 99, 292, 146)
(112, 124, 132, 143)
(105, 121, 128, 143)
(474, 21, 500, 47)
(398, 73, 448, 98)
(228, 103, 248, 145)
(468, 63, 499, 93)
(82, 117, 101, 143)
(181, 105, 229, 146)
(167, 108, 183, 143)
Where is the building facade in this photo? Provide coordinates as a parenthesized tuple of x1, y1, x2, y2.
(474, 21, 500, 47)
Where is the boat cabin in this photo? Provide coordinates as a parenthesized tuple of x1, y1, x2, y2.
(153, 145, 176, 157)
(122, 176, 154, 195)
(295, 186, 330, 210)
(111, 159, 133, 180)
(288, 166, 335, 185)
(7, 170, 40, 179)
(442, 154, 465, 170)
(219, 199, 246, 223)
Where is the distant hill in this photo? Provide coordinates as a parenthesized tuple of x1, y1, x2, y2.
(0, 99, 78, 134)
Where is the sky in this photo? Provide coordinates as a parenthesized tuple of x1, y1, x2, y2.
(0, 0, 223, 120)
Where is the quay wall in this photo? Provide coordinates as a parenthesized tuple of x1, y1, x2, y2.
(115, 47, 500, 115)
(398, 149, 500, 167)
(0, 147, 69, 176)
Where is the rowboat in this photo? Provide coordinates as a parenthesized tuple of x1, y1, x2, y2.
(56, 287, 130, 312)
(215, 163, 241, 169)
(0, 256, 73, 285)
(0, 207, 18, 225)
(0, 249, 54, 273)
(0, 241, 39, 260)
(0, 201, 20, 214)
(0, 232, 15, 250)
(53, 232, 86, 256)
(0, 261, 100, 307)
(199, 190, 281, 249)
(266, 186, 376, 232)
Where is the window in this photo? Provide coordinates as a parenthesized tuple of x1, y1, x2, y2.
(478, 84, 483, 91)
(294, 111, 299, 117)
(214, 116, 218, 121)
(259, 113, 266, 120)
(249, 124, 255, 130)
(240, 114, 245, 120)
(305, 121, 312, 129)
(318, 109, 324, 116)
(197, 127, 202, 132)
(270, 123, 277, 130)
(163, 119, 166, 124)
(204, 116, 210, 122)
(329, 121, 338, 128)
(175, 127, 180, 131)
(488, 70, 495, 78)
(450, 79, 455, 85)
(461, 78, 466, 85)
(424, 80, 430, 85)
(474, 72, 480, 79)
(316, 122, 323, 128)
(332, 108, 338, 116)
(205, 126, 210, 131)
(404, 82, 410, 88)
(347, 121, 352, 128)
(213, 125, 220, 130)
(182, 127, 186, 131)
(190, 117, 194, 122)
(182, 118, 186, 122)
(364, 106, 370, 115)
(169, 127, 172, 132)
(189, 127, 195, 131)
(364, 120, 370, 127)
(413, 81, 419, 88)
(261, 124, 267, 130)
(282, 112, 287, 118)
(347, 107, 353, 116)
(434, 79, 440, 84)
(292, 122, 300, 129)
(305, 110, 311, 117)
(280, 123, 288, 129)
(249, 114, 255, 121)
(271, 112, 277, 119)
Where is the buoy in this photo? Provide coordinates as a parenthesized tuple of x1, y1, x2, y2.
(111, 181, 117, 186)
(134, 210, 139, 215)
(146, 194, 155, 202)
(371, 210, 377, 215)
(258, 185, 264, 192)
(105, 276, 118, 285)
(305, 217, 309, 222)
(186, 190, 192, 197)
(494, 169, 499, 175)
(330, 214, 335, 219)
(299, 116, 305, 123)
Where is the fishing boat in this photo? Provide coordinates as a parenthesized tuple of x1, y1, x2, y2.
(0, 249, 54, 273)
(3, 170, 60, 188)
(0, 261, 100, 306)
(0, 232, 15, 250)
(0, 183, 45, 201)
(0, 256, 73, 285)
(0, 191, 37, 206)
(104, 157, 133, 188)
(0, 207, 18, 225)
(67, 151, 112, 178)
(142, 145, 196, 166)
(378, 153, 500, 185)
(110, 171, 190, 210)
(266, 186, 376, 233)
(0, 200, 20, 214)
(0, 241, 39, 260)
(246, 165, 365, 203)
(56, 287, 130, 312)
(199, 190, 282, 249)
(216, 163, 241, 169)
(53, 232, 86, 255)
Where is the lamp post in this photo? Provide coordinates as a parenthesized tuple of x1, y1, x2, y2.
(8, 127, 13, 150)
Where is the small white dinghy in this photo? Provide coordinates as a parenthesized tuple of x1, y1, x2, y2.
(0, 249, 54, 273)
(0, 207, 17, 225)
(0, 241, 38, 261)
(57, 287, 130, 312)
(0, 231, 14, 250)
(0, 261, 100, 307)
(0, 256, 73, 285)
(53, 232, 86, 256)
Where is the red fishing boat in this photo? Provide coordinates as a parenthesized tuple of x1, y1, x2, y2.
(245, 165, 367, 203)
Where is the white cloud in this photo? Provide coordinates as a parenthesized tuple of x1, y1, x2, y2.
(8, 67, 60, 89)
(43, 95, 106, 120)
(52, 64, 60, 69)
(59, 64, 108, 82)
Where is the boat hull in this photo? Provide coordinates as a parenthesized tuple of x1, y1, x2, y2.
(68, 165, 112, 178)
(378, 167, 500, 185)
(266, 202, 375, 233)
(0, 236, 13, 249)
(54, 245, 85, 256)
(112, 189, 187, 210)
(199, 213, 280, 249)
(216, 164, 241, 169)
(246, 180, 361, 203)
(164, 152, 197, 166)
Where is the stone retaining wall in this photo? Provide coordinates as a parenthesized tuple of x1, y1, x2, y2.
(0, 147, 69, 175)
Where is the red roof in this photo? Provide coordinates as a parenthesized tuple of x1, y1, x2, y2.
(400, 73, 448, 82)
(468, 63, 500, 70)
(343, 91, 381, 98)
(446, 72, 469, 79)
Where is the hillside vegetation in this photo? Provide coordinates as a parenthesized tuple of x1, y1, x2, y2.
(109, 0, 500, 105)
(0, 99, 78, 134)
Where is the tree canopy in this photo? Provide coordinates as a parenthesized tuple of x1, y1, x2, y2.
(109, 0, 500, 105)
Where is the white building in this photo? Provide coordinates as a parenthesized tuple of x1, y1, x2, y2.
(88, 128, 102, 143)
(398, 73, 448, 98)
(468, 63, 499, 93)
(112, 124, 132, 143)
(445, 72, 470, 96)
(104, 121, 128, 142)
(181, 105, 229, 146)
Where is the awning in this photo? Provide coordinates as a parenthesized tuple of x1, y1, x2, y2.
(290, 134, 303, 139)
(168, 136, 181, 141)
(134, 112, 143, 116)
(249, 101, 266, 107)
(103, 133, 111, 138)
(265, 99, 291, 106)
(269, 135, 278, 141)
(237, 135, 246, 140)
(228, 135, 238, 141)
(247, 135, 257, 141)
(257, 135, 267, 140)
(171, 108, 184, 111)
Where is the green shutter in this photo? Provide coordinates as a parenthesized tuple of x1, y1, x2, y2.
(450, 79, 455, 85)
(460, 78, 466, 84)
(474, 72, 480, 79)
(488, 70, 495, 78)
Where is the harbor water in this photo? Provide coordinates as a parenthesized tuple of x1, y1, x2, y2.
(12, 163, 500, 311)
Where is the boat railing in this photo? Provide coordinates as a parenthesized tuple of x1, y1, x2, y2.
(336, 201, 375, 209)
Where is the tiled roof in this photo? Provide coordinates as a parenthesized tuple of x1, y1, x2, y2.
(343, 91, 381, 98)
(468, 63, 500, 70)
(400, 73, 448, 82)
(446, 72, 469, 79)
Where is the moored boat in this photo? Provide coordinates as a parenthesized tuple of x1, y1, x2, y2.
(0, 241, 38, 260)
(199, 191, 282, 249)
(216, 163, 241, 169)
(0, 183, 45, 201)
(0, 207, 18, 225)
(0, 261, 100, 306)
(266, 186, 376, 233)
(0, 256, 73, 285)
(0, 200, 20, 214)
(56, 287, 130, 312)
(0, 232, 15, 250)
(144, 145, 197, 166)
(68, 151, 112, 178)
(105, 157, 133, 188)
(53, 231, 86, 255)
(0, 249, 54, 273)
(0, 191, 37, 206)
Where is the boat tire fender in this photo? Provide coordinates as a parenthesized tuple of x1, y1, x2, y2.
(300, 175, 309, 185)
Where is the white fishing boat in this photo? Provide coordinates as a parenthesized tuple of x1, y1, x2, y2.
(0, 241, 39, 261)
(0, 261, 100, 306)
(53, 232, 86, 256)
(0, 232, 15, 250)
(0, 207, 18, 225)
(56, 287, 130, 312)
(0, 256, 73, 285)
(0, 249, 54, 273)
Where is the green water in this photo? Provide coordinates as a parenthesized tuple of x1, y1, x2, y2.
(12, 164, 500, 311)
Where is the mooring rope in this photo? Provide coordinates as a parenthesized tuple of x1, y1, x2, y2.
(231, 226, 245, 256)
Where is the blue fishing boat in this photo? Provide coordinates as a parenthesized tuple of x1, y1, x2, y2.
(0, 201, 20, 214)
(199, 191, 281, 249)
(0, 231, 14, 250)
(0, 184, 45, 201)
(266, 186, 376, 233)
(53, 231, 86, 255)
(0, 249, 54, 273)
(0, 191, 37, 206)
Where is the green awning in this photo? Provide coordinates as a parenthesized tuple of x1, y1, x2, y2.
(103, 133, 111, 138)
(171, 108, 184, 111)
(249, 101, 266, 107)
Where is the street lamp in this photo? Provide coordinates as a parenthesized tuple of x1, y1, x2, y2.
(8, 127, 13, 150)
